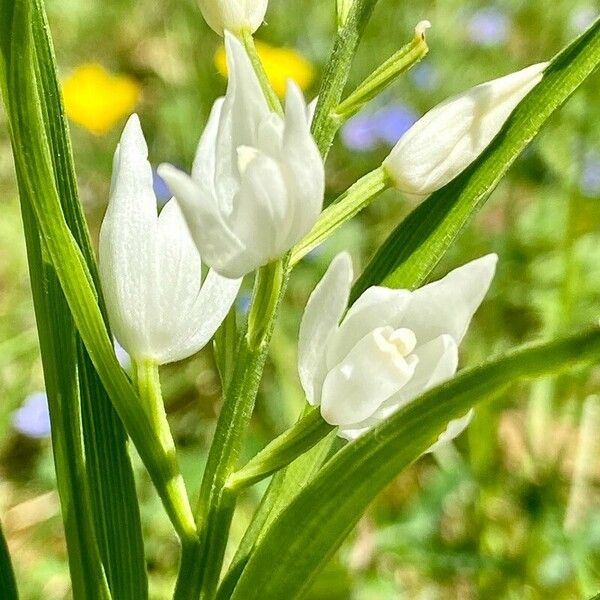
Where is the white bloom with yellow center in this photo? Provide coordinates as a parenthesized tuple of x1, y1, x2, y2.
(159, 33, 324, 279)
(99, 115, 241, 365)
(298, 253, 497, 444)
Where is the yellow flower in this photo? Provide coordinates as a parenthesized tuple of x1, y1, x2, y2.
(215, 40, 314, 97)
(62, 64, 141, 135)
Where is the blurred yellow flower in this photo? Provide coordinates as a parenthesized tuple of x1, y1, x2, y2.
(62, 64, 141, 135)
(215, 40, 314, 97)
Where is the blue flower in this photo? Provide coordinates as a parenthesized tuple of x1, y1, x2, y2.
(114, 339, 131, 370)
(153, 169, 172, 207)
(341, 104, 419, 152)
(467, 7, 510, 47)
(580, 150, 600, 198)
(12, 392, 51, 439)
(569, 7, 598, 35)
(236, 292, 252, 315)
(410, 63, 440, 91)
(371, 105, 419, 145)
(341, 113, 379, 151)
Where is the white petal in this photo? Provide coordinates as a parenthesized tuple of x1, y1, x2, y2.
(192, 97, 224, 200)
(280, 81, 325, 242)
(428, 410, 474, 453)
(199, 0, 268, 35)
(298, 253, 353, 406)
(162, 269, 242, 364)
(214, 33, 271, 203)
(150, 199, 202, 361)
(393, 335, 458, 406)
(99, 114, 158, 360)
(157, 164, 247, 278)
(230, 150, 289, 253)
(321, 328, 418, 427)
(400, 254, 497, 346)
(338, 334, 458, 440)
(326, 286, 412, 369)
(384, 62, 548, 200)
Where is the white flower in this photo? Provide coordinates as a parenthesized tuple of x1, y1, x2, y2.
(158, 33, 324, 279)
(198, 0, 268, 35)
(99, 115, 241, 365)
(383, 62, 548, 201)
(298, 253, 497, 444)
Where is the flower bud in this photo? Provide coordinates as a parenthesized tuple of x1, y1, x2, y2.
(383, 62, 548, 201)
(298, 252, 497, 444)
(199, 0, 268, 35)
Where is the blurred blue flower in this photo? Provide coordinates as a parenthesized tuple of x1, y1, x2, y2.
(114, 339, 131, 370)
(341, 103, 418, 152)
(371, 105, 419, 145)
(580, 150, 600, 198)
(569, 7, 598, 34)
(467, 7, 510, 47)
(153, 169, 172, 207)
(236, 292, 252, 315)
(341, 114, 379, 151)
(12, 392, 51, 439)
(410, 62, 440, 91)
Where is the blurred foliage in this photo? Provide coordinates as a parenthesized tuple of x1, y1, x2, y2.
(0, 0, 599, 598)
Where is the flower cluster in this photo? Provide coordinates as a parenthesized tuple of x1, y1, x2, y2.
(98, 0, 548, 444)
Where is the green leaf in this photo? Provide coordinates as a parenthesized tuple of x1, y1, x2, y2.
(0, 0, 195, 543)
(29, 2, 147, 596)
(3, 7, 112, 595)
(230, 328, 600, 600)
(20, 203, 110, 599)
(0, 520, 19, 599)
(353, 16, 600, 299)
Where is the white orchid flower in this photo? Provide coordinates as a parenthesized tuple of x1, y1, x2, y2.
(99, 114, 241, 365)
(159, 33, 324, 280)
(298, 253, 497, 444)
(384, 62, 548, 201)
(198, 0, 268, 36)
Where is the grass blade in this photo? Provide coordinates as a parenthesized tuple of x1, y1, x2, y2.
(0, 520, 19, 599)
(30, 2, 147, 595)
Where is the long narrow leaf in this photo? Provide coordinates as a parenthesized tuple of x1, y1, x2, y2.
(30, 2, 147, 596)
(2, 2, 111, 596)
(231, 328, 600, 600)
(20, 202, 110, 599)
(0, 520, 19, 599)
(353, 17, 600, 299)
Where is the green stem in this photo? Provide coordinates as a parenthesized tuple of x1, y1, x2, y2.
(247, 260, 285, 349)
(239, 29, 282, 115)
(189, 263, 288, 600)
(291, 166, 391, 265)
(134, 360, 197, 544)
(334, 22, 429, 120)
(226, 409, 334, 492)
(311, 0, 382, 155)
